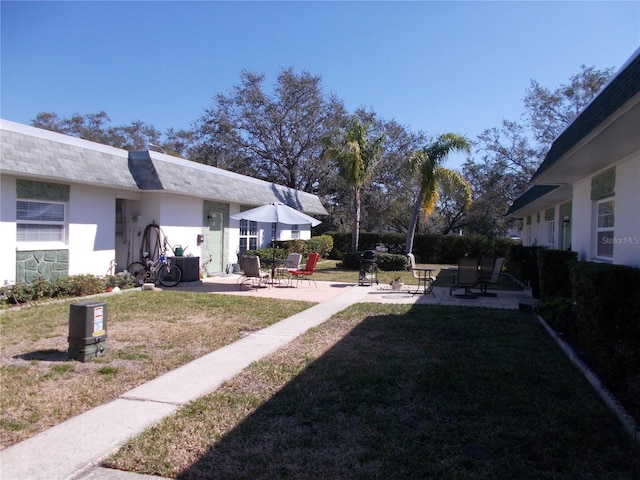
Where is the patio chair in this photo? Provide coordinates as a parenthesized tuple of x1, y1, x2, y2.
(477, 257, 506, 296)
(276, 252, 303, 284)
(449, 257, 479, 299)
(406, 253, 436, 297)
(290, 252, 320, 287)
(238, 255, 270, 290)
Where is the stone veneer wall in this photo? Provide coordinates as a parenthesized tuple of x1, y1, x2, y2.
(16, 250, 69, 284)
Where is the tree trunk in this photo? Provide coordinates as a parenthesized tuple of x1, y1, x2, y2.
(405, 186, 425, 254)
(352, 187, 361, 252)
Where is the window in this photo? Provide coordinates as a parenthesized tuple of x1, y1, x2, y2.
(596, 199, 615, 258)
(543, 208, 555, 247)
(545, 220, 555, 246)
(239, 219, 258, 253)
(16, 200, 65, 242)
(291, 224, 300, 240)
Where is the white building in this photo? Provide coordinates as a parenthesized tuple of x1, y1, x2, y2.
(0, 120, 327, 284)
(506, 48, 640, 268)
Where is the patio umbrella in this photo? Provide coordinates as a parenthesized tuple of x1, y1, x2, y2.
(230, 202, 321, 260)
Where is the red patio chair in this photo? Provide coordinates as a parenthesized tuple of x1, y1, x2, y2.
(290, 252, 320, 287)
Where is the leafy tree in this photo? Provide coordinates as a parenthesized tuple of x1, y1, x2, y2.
(524, 65, 614, 151)
(31, 111, 165, 151)
(163, 128, 197, 158)
(192, 67, 346, 192)
(406, 134, 470, 254)
(325, 116, 385, 251)
(429, 169, 473, 235)
(32, 111, 112, 144)
(464, 65, 613, 236)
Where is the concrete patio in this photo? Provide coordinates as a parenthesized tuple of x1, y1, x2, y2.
(170, 274, 530, 310)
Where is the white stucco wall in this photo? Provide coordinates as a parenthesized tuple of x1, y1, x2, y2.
(0, 175, 18, 284)
(571, 177, 592, 261)
(612, 154, 640, 267)
(68, 185, 117, 276)
(0, 176, 120, 282)
(570, 154, 640, 266)
(155, 193, 204, 259)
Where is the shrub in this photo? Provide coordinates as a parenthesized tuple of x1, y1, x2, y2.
(340, 252, 362, 270)
(245, 247, 287, 260)
(539, 296, 578, 336)
(569, 261, 640, 388)
(537, 249, 578, 300)
(375, 253, 407, 272)
(0, 273, 136, 306)
(305, 235, 334, 258)
(323, 232, 517, 264)
(507, 245, 544, 298)
(277, 240, 306, 255)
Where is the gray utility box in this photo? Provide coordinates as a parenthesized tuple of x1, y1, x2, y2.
(68, 302, 107, 362)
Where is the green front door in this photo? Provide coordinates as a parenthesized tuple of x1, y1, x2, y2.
(203, 211, 224, 274)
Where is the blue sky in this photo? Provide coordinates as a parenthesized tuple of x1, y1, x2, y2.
(2, 1, 639, 169)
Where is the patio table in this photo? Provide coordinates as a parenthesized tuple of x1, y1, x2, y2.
(411, 268, 436, 297)
(261, 258, 290, 286)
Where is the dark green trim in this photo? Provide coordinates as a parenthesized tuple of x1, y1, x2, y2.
(505, 185, 560, 217)
(591, 167, 616, 201)
(533, 51, 640, 181)
(545, 208, 555, 221)
(16, 179, 70, 201)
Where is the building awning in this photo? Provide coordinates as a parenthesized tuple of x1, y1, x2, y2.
(505, 185, 560, 217)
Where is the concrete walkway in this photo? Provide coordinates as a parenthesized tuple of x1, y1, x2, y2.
(0, 279, 527, 480)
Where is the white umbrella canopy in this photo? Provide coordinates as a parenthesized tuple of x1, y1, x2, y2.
(231, 203, 322, 260)
(230, 202, 321, 227)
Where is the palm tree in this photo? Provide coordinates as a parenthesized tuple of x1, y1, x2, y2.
(406, 133, 471, 254)
(325, 117, 384, 252)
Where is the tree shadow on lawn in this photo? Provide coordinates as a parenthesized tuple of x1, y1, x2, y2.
(171, 306, 638, 480)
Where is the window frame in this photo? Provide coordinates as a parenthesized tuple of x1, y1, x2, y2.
(595, 198, 615, 259)
(545, 219, 555, 247)
(239, 219, 258, 253)
(16, 199, 67, 244)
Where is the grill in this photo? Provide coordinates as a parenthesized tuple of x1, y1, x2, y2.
(358, 250, 379, 286)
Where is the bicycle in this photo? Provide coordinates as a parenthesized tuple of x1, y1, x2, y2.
(127, 252, 182, 287)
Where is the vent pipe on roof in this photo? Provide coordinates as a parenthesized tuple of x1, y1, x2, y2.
(148, 143, 165, 154)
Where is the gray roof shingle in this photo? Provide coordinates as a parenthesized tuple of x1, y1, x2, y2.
(1, 120, 328, 215)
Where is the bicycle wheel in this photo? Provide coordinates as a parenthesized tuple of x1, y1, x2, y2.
(158, 263, 182, 287)
(127, 262, 147, 286)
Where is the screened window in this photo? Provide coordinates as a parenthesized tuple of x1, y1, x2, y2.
(545, 220, 555, 246)
(291, 224, 300, 240)
(239, 219, 258, 253)
(596, 199, 615, 258)
(16, 200, 65, 242)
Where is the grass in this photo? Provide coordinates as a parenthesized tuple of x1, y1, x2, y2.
(0, 291, 314, 449)
(315, 260, 522, 291)
(105, 304, 639, 479)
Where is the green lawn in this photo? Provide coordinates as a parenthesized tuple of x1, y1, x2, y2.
(105, 304, 639, 479)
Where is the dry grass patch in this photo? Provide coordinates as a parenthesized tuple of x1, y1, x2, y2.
(0, 291, 313, 449)
(105, 304, 639, 479)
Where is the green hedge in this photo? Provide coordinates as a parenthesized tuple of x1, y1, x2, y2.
(340, 252, 407, 272)
(1, 273, 135, 305)
(507, 245, 544, 298)
(569, 261, 640, 387)
(326, 232, 514, 264)
(537, 249, 578, 300)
